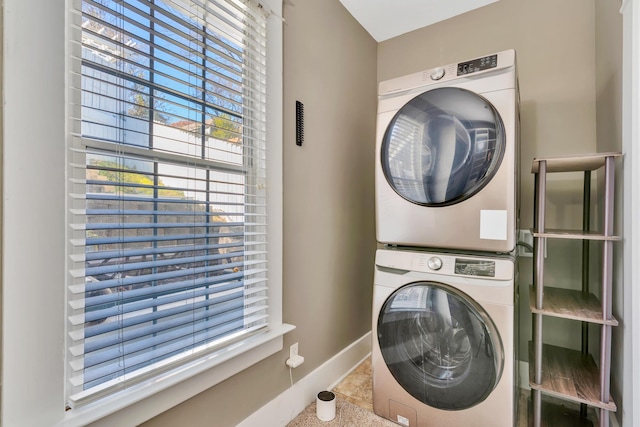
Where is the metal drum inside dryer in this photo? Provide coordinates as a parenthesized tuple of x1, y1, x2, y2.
(375, 50, 519, 252)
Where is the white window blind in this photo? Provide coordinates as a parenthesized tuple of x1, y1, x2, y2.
(67, 0, 269, 406)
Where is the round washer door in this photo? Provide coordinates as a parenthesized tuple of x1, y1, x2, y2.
(381, 87, 505, 206)
(377, 282, 504, 410)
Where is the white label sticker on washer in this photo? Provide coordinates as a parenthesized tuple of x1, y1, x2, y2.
(397, 415, 410, 426)
(480, 210, 508, 240)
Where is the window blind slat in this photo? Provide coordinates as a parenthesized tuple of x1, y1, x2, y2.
(80, 61, 243, 121)
(79, 297, 246, 365)
(80, 24, 246, 94)
(79, 208, 245, 217)
(69, 135, 268, 170)
(85, 193, 245, 206)
(84, 0, 253, 57)
(80, 0, 268, 97)
(72, 282, 247, 342)
(70, 272, 244, 325)
(79, 241, 245, 262)
(85, 181, 244, 198)
(76, 315, 247, 386)
(83, 231, 244, 246)
(70, 234, 263, 249)
(82, 0, 253, 62)
(75, 68, 268, 127)
(75, 250, 244, 278)
(85, 261, 244, 293)
(80, 302, 247, 369)
(81, 221, 243, 231)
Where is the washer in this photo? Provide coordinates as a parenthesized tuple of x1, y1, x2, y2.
(375, 50, 519, 253)
(372, 248, 516, 427)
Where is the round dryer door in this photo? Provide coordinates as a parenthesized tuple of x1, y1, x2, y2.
(377, 282, 504, 410)
(381, 87, 505, 206)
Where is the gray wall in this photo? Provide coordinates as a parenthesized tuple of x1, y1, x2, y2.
(0, 3, 3, 411)
(280, 0, 377, 367)
(139, 1, 378, 426)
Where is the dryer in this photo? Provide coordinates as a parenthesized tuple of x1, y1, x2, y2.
(375, 50, 519, 252)
(372, 248, 516, 427)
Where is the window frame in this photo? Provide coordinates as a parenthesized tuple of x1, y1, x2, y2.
(1, 0, 289, 425)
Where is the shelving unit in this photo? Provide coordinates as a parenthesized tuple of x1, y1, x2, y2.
(529, 152, 621, 427)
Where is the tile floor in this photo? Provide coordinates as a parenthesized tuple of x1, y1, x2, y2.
(300, 356, 599, 427)
(287, 357, 396, 427)
(331, 357, 374, 412)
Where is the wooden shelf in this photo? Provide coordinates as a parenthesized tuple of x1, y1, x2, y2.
(531, 152, 622, 173)
(529, 286, 619, 326)
(528, 343, 617, 412)
(531, 229, 621, 241)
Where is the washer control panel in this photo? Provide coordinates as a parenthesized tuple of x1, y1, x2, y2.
(376, 249, 513, 280)
(454, 258, 496, 277)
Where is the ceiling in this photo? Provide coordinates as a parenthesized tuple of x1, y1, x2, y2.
(338, 0, 500, 42)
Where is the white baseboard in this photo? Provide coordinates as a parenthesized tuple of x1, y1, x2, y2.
(237, 331, 372, 427)
(518, 361, 620, 427)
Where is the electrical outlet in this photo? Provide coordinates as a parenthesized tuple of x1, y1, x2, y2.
(517, 229, 546, 258)
(286, 342, 304, 368)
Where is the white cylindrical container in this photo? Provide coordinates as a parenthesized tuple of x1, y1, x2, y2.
(316, 390, 336, 421)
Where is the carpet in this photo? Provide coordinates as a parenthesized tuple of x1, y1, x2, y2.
(286, 398, 398, 427)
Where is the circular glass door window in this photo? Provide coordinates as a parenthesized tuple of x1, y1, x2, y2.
(377, 282, 503, 410)
(381, 87, 505, 206)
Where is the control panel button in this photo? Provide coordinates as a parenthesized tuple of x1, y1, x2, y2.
(427, 256, 443, 270)
(430, 67, 445, 80)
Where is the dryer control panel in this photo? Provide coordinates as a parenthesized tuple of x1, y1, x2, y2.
(378, 49, 515, 97)
(457, 54, 498, 76)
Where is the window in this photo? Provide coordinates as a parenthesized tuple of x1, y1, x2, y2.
(66, 0, 282, 411)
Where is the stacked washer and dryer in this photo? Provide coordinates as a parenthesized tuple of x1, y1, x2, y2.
(372, 49, 520, 427)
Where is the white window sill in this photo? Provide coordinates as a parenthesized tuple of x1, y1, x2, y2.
(58, 323, 295, 427)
